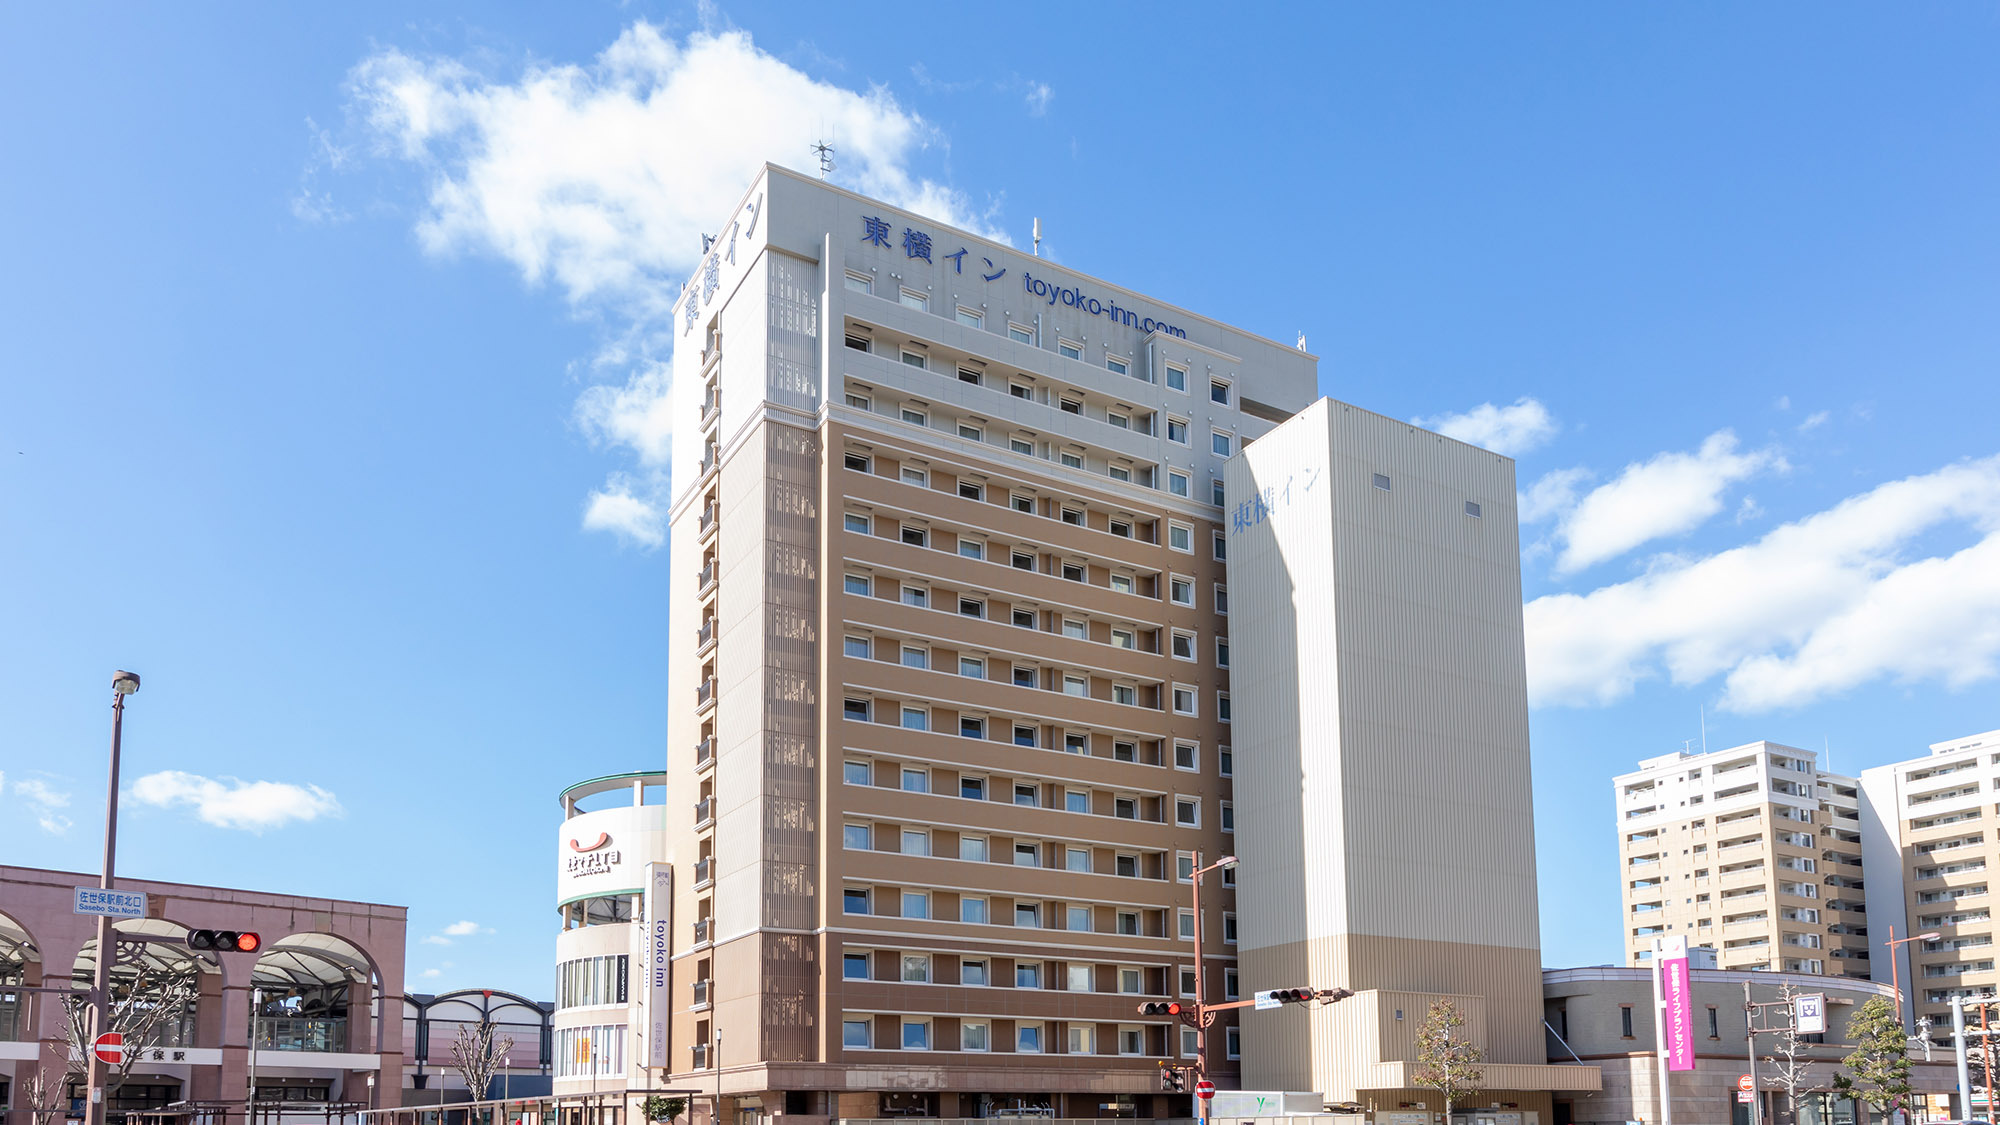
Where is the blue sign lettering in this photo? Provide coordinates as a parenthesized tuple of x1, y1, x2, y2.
(1022, 271, 1187, 339)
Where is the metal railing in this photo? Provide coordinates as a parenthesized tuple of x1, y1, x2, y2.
(695, 737, 714, 767)
(698, 562, 716, 591)
(699, 444, 718, 475)
(692, 979, 710, 1008)
(690, 1042, 709, 1069)
(696, 678, 714, 707)
(694, 797, 713, 826)
(694, 858, 713, 886)
(253, 1017, 348, 1052)
(699, 505, 717, 535)
(696, 618, 715, 648)
(692, 919, 712, 946)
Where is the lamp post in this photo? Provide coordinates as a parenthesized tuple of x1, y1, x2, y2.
(1885, 925, 1942, 1032)
(1188, 852, 1238, 1119)
(84, 670, 140, 1125)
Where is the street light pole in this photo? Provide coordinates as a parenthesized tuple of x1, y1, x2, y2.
(1885, 925, 1943, 1033)
(84, 670, 140, 1125)
(1188, 852, 1238, 1125)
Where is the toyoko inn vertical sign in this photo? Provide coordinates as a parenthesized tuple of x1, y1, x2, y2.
(1656, 935, 1695, 1071)
(641, 862, 672, 1069)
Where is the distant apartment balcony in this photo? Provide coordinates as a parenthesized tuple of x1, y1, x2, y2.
(699, 444, 718, 477)
(692, 918, 712, 947)
(694, 736, 714, 770)
(690, 1042, 710, 1069)
(694, 797, 714, 829)
(695, 678, 715, 709)
(253, 1017, 348, 1053)
(698, 561, 716, 593)
(696, 618, 716, 651)
(694, 857, 713, 888)
(698, 503, 718, 539)
(692, 978, 711, 1010)
(701, 387, 721, 425)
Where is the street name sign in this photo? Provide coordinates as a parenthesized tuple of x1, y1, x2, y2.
(74, 887, 146, 919)
(1253, 989, 1282, 1011)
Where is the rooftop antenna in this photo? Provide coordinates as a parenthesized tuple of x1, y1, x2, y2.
(1824, 736, 1832, 775)
(1032, 217, 1042, 258)
(1700, 705, 1708, 755)
(1296, 332, 1308, 352)
(811, 140, 836, 179)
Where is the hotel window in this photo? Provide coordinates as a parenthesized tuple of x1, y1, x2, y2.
(1178, 910, 1196, 939)
(1109, 464, 1131, 483)
(1013, 724, 1038, 747)
(844, 333, 871, 352)
(900, 350, 926, 371)
(960, 656, 986, 679)
(1167, 417, 1189, 444)
(959, 537, 985, 560)
(901, 584, 928, 608)
(1067, 964, 1093, 992)
(960, 596, 987, 618)
(1171, 631, 1196, 661)
(1214, 585, 1228, 613)
(1226, 1026, 1241, 1059)
(1220, 748, 1233, 776)
(1169, 470, 1191, 497)
(1180, 1026, 1199, 1057)
(1111, 627, 1135, 649)
(1210, 379, 1231, 405)
(1058, 340, 1083, 360)
(1066, 788, 1091, 814)
(843, 698, 871, 722)
(1016, 903, 1041, 928)
(843, 1019, 871, 1048)
(960, 897, 988, 927)
(902, 1019, 930, 1050)
(962, 959, 989, 985)
(1211, 429, 1232, 457)
(1218, 692, 1232, 723)
(900, 405, 928, 425)
(1211, 477, 1226, 506)
(1016, 963, 1042, 989)
(1068, 1026, 1094, 1055)
(1120, 968, 1143, 995)
(1018, 1023, 1043, 1052)
(843, 760, 871, 785)
(1015, 786, 1040, 809)
(845, 392, 871, 410)
(1060, 506, 1085, 526)
(1216, 638, 1230, 668)
(901, 645, 928, 670)
(1621, 1006, 1634, 1038)
(1068, 905, 1092, 931)
(1061, 617, 1087, 639)
(900, 706, 928, 731)
(1107, 356, 1129, 376)
(957, 307, 983, 328)
(1110, 519, 1132, 538)
(962, 1022, 990, 1052)
(1015, 842, 1041, 867)
(901, 891, 930, 920)
(1117, 911, 1139, 935)
(1013, 607, 1037, 629)
(1061, 561, 1085, 582)
(1115, 797, 1136, 820)
(1223, 913, 1237, 943)
(1466, 500, 1483, 518)
(1060, 450, 1084, 469)
(957, 422, 984, 441)
(1009, 323, 1033, 344)
(1114, 740, 1137, 762)
(844, 635, 871, 659)
(844, 573, 871, 596)
(901, 465, 928, 487)
(959, 479, 984, 501)
(1011, 549, 1036, 570)
(1010, 435, 1035, 456)
(1222, 802, 1235, 832)
(1175, 741, 1198, 771)
(842, 824, 872, 851)
(1010, 381, 1034, 401)
(900, 289, 928, 311)
(1112, 683, 1136, 705)
(844, 452, 871, 473)
(1108, 411, 1130, 429)
(844, 272, 872, 293)
(843, 512, 871, 535)
(1170, 576, 1194, 605)
(1166, 365, 1187, 392)
(843, 953, 870, 980)
(1059, 397, 1082, 415)
(1213, 532, 1227, 560)
(1177, 798, 1200, 827)
(961, 835, 990, 862)
(960, 716, 985, 740)
(1064, 733, 1088, 755)
(1169, 523, 1193, 552)
(1224, 968, 1240, 1000)
(1172, 688, 1196, 716)
(902, 954, 931, 983)
(901, 768, 929, 793)
(1177, 853, 1196, 881)
(844, 888, 870, 915)
(1373, 472, 1393, 492)
(1111, 573, 1134, 595)
(1064, 674, 1089, 697)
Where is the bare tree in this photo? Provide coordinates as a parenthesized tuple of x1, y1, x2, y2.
(1762, 982, 1826, 1125)
(1413, 999, 1486, 1123)
(64, 959, 201, 1096)
(22, 1061, 69, 1125)
(451, 1021, 516, 1104)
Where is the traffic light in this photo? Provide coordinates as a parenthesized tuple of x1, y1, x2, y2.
(1269, 987, 1317, 1004)
(187, 930, 261, 953)
(1158, 1065, 1186, 1092)
(1136, 1002, 1184, 1017)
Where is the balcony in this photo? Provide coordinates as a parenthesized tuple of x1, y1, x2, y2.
(691, 1042, 710, 1069)
(253, 1017, 348, 1052)
(698, 562, 716, 593)
(692, 978, 711, 1010)
(692, 918, 712, 947)
(694, 857, 713, 888)
(696, 678, 715, 710)
(701, 387, 721, 425)
(699, 504, 718, 538)
(699, 443, 718, 478)
(695, 737, 714, 770)
(694, 797, 714, 829)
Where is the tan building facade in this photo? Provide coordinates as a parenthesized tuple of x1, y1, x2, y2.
(1614, 743, 1869, 978)
(659, 166, 1319, 1120)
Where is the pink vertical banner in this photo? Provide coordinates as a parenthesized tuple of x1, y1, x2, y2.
(1661, 953, 1695, 1071)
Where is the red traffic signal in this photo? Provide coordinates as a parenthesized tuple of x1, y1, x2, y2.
(1271, 987, 1317, 1004)
(187, 929, 262, 953)
(1136, 1001, 1184, 1016)
(1158, 1065, 1186, 1092)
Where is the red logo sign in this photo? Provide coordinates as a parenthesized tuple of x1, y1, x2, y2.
(92, 1032, 124, 1065)
(569, 832, 611, 852)
(1738, 1075, 1754, 1092)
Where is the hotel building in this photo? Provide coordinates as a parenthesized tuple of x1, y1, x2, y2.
(1611, 743, 1869, 977)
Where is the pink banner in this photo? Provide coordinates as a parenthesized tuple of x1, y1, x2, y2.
(1661, 954, 1695, 1071)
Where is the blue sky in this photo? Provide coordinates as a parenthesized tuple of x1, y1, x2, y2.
(4, 3, 1998, 997)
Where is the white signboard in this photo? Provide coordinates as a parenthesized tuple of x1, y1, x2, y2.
(642, 862, 673, 1069)
(74, 887, 145, 919)
(1253, 989, 1283, 1011)
(1795, 992, 1826, 1036)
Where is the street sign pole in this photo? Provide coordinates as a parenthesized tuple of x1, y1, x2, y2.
(84, 680, 134, 1125)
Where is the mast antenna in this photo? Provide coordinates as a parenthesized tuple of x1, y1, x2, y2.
(811, 140, 836, 179)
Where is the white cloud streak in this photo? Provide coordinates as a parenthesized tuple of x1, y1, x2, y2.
(1525, 455, 2000, 711)
(128, 771, 343, 832)
(1412, 397, 1558, 458)
(347, 22, 1000, 547)
(1550, 431, 1784, 573)
(443, 920, 487, 936)
(9, 776, 74, 834)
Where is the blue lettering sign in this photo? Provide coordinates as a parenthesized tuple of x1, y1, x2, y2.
(1022, 271, 1188, 339)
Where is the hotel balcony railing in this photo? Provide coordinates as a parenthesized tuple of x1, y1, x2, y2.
(690, 1042, 710, 1069)
(701, 389, 720, 424)
(692, 978, 711, 1009)
(699, 445, 718, 476)
(694, 857, 713, 887)
(696, 678, 716, 709)
(692, 918, 712, 947)
(253, 1017, 348, 1052)
(695, 737, 714, 769)
(694, 798, 714, 828)
(699, 504, 718, 536)
(696, 618, 716, 649)
(698, 562, 716, 592)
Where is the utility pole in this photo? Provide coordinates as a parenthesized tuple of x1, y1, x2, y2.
(1954, 996, 1969, 1120)
(84, 671, 141, 1125)
(1743, 981, 1763, 1125)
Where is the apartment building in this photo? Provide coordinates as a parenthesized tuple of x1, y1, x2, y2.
(661, 165, 1317, 1121)
(1613, 743, 1869, 978)
(1861, 729, 2000, 1041)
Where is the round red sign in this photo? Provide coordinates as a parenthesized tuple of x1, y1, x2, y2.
(92, 1032, 124, 1065)
(1738, 1075, 1754, 1092)
(1195, 1080, 1216, 1100)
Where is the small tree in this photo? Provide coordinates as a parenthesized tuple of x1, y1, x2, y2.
(642, 1096, 687, 1125)
(1413, 999, 1485, 1123)
(1763, 982, 1827, 1125)
(1833, 996, 1911, 1122)
(22, 1062, 68, 1125)
(64, 960, 201, 1098)
(451, 1021, 517, 1104)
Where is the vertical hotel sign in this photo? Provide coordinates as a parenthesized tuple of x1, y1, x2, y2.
(642, 862, 673, 1069)
(1657, 935, 1695, 1071)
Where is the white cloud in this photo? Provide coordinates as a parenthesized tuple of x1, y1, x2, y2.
(1773, 395, 1791, 411)
(1798, 410, 1830, 433)
(1735, 495, 1764, 524)
(421, 935, 451, 946)
(1025, 81, 1053, 116)
(128, 771, 343, 832)
(1412, 397, 1558, 458)
(11, 777, 73, 835)
(1519, 467, 1592, 525)
(422, 968, 442, 979)
(347, 22, 1001, 546)
(1525, 455, 2000, 711)
(1552, 431, 1785, 573)
(442, 920, 487, 936)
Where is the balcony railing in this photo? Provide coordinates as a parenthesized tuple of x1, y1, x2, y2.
(253, 1017, 348, 1052)
(692, 918, 712, 946)
(701, 389, 720, 424)
(697, 618, 715, 649)
(699, 505, 717, 535)
(696, 679, 715, 707)
(695, 737, 714, 768)
(694, 797, 713, 827)
(699, 445, 718, 476)
(691, 1042, 710, 1069)
(692, 979, 711, 1009)
(698, 562, 716, 592)
(694, 857, 713, 887)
